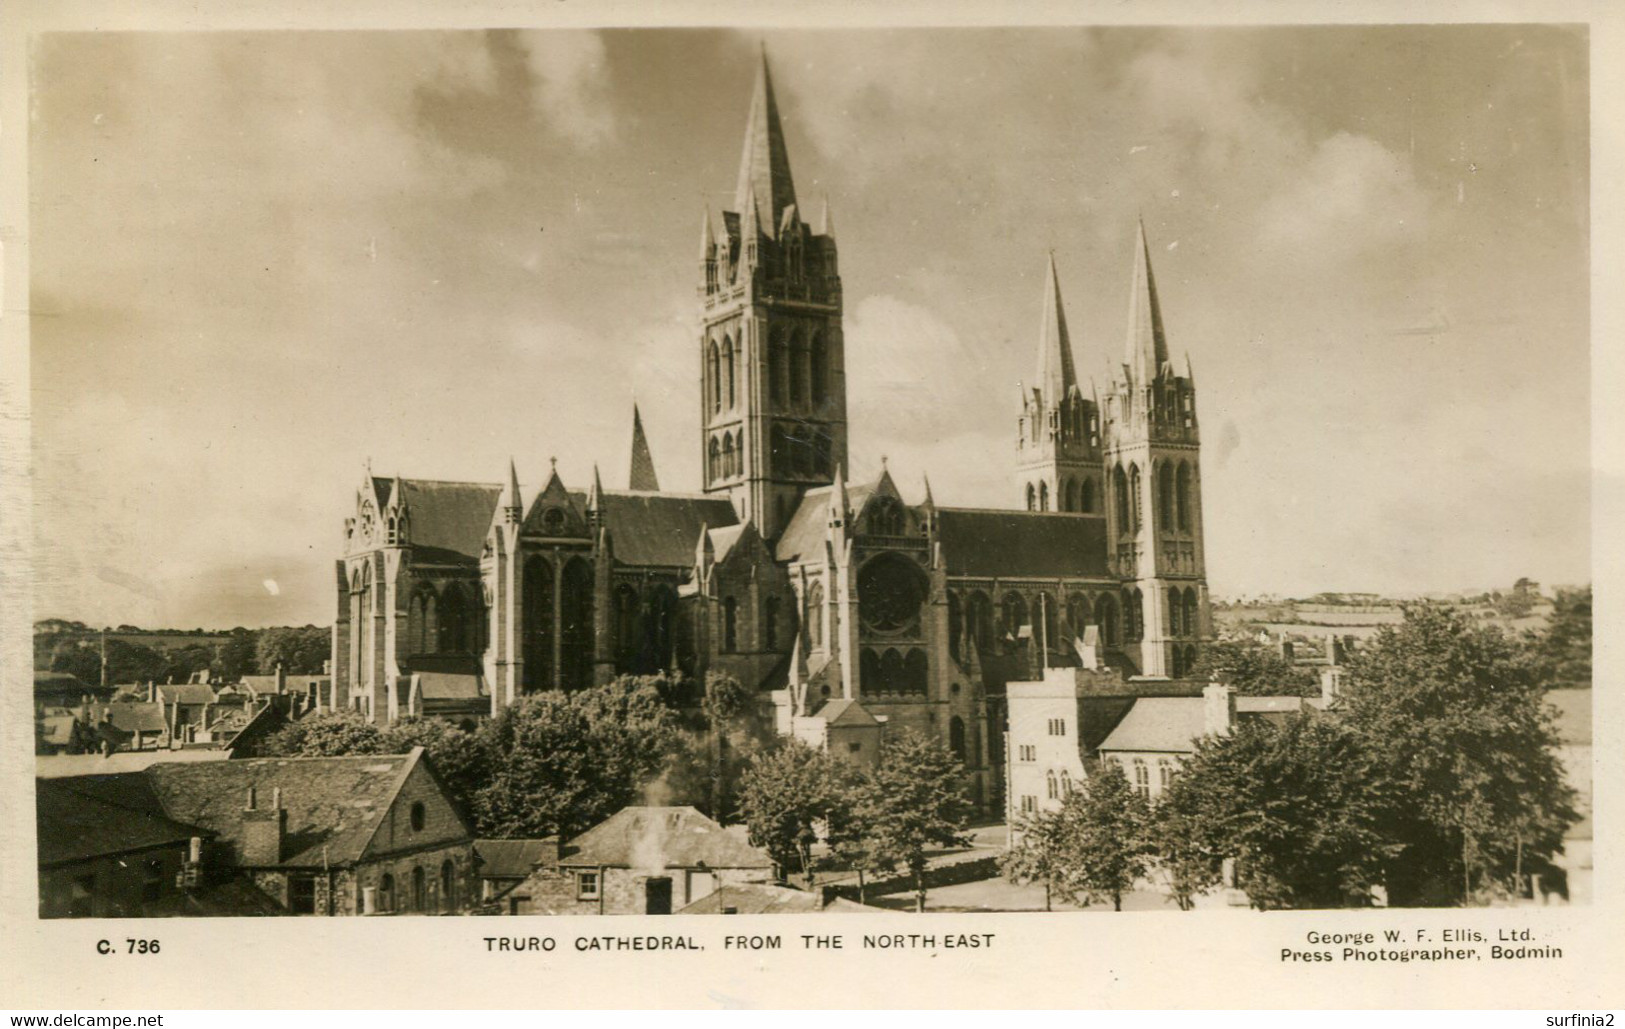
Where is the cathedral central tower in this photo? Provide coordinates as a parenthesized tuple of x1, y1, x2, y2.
(699, 53, 846, 540)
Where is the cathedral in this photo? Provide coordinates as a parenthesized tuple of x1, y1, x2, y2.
(330, 53, 1211, 807)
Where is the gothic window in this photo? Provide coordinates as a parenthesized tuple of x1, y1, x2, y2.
(950, 716, 966, 762)
(522, 558, 555, 691)
(810, 331, 828, 405)
(1066, 592, 1087, 641)
(1001, 592, 1027, 643)
(789, 330, 808, 406)
(1095, 593, 1120, 647)
(1168, 589, 1181, 639)
(722, 334, 736, 410)
(708, 341, 722, 415)
(1113, 464, 1129, 530)
(965, 591, 993, 657)
(1038, 481, 1049, 512)
(1039, 592, 1058, 653)
(1026, 483, 1037, 512)
(1170, 645, 1184, 677)
(1060, 769, 1073, 795)
(708, 437, 721, 483)
(411, 587, 436, 654)
(638, 586, 678, 673)
(1176, 462, 1191, 532)
(1132, 760, 1151, 800)
(1159, 760, 1175, 791)
(439, 585, 472, 654)
(865, 496, 904, 535)
(763, 595, 780, 650)
(377, 874, 395, 913)
(947, 591, 962, 661)
(722, 596, 738, 653)
(1062, 479, 1077, 513)
(807, 582, 825, 650)
(1081, 477, 1096, 514)
(770, 424, 789, 477)
(1129, 464, 1143, 533)
(721, 434, 736, 481)
(614, 584, 639, 666)
(857, 553, 926, 634)
(904, 649, 928, 693)
(1184, 588, 1199, 639)
(559, 558, 594, 689)
(1158, 463, 1174, 532)
(412, 866, 426, 912)
(880, 648, 904, 691)
(860, 649, 880, 690)
(1046, 771, 1058, 800)
(770, 330, 788, 405)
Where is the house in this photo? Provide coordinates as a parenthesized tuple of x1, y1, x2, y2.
(34, 747, 475, 916)
(81, 701, 170, 752)
(34, 669, 114, 712)
(494, 806, 773, 915)
(676, 882, 876, 914)
(473, 838, 558, 902)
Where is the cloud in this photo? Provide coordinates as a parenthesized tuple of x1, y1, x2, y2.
(515, 31, 616, 147)
(1256, 132, 1433, 263)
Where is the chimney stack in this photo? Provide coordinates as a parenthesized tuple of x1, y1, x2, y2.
(241, 784, 286, 866)
(1320, 665, 1345, 705)
(1203, 683, 1236, 737)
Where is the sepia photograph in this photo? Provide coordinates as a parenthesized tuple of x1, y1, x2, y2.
(20, 19, 1596, 926)
(2, 3, 1617, 1012)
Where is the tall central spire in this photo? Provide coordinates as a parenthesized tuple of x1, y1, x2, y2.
(1035, 253, 1079, 401)
(733, 49, 797, 239)
(1125, 219, 1170, 384)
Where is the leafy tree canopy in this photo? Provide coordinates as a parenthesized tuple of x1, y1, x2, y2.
(850, 729, 972, 912)
(1189, 637, 1320, 697)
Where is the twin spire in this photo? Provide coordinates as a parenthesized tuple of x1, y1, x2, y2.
(1032, 220, 1179, 400)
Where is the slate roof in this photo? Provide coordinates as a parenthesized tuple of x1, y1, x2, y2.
(776, 487, 834, 564)
(474, 838, 558, 879)
(388, 478, 502, 564)
(936, 508, 1110, 579)
(411, 672, 487, 701)
(1546, 689, 1591, 746)
(36, 749, 231, 779)
(1096, 695, 1319, 754)
(559, 806, 772, 870)
(677, 883, 877, 915)
(35, 670, 111, 700)
(36, 775, 206, 867)
(160, 684, 217, 706)
(87, 702, 168, 734)
(814, 698, 879, 728)
(144, 751, 421, 868)
(239, 675, 330, 696)
(599, 490, 739, 567)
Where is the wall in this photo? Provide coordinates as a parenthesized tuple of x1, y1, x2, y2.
(1005, 671, 1087, 824)
(39, 845, 189, 918)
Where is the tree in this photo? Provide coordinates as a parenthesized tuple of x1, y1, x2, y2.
(1158, 714, 1397, 910)
(214, 633, 260, 681)
(381, 717, 488, 820)
(473, 677, 685, 839)
(1528, 586, 1590, 689)
(255, 626, 332, 675)
(1189, 637, 1319, 696)
(738, 739, 852, 886)
(1000, 807, 1071, 911)
(1342, 604, 1577, 905)
(1049, 762, 1153, 911)
(849, 730, 972, 912)
(1148, 801, 1221, 911)
(266, 709, 386, 756)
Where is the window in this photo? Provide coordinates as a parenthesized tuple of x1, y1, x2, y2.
(1048, 718, 1066, 736)
(763, 596, 779, 650)
(1020, 795, 1037, 815)
(412, 866, 426, 912)
(1046, 771, 1058, 800)
(577, 872, 600, 900)
(410, 801, 426, 832)
(1132, 760, 1151, 801)
(722, 596, 738, 652)
(290, 874, 317, 915)
(440, 860, 456, 912)
(1158, 760, 1175, 791)
(378, 873, 395, 913)
(1018, 744, 1036, 762)
(1060, 770, 1073, 795)
(848, 741, 862, 754)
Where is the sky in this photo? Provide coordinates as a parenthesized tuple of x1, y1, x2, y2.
(29, 25, 1590, 629)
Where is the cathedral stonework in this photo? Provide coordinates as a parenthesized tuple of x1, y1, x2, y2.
(329, 53, 1211, 811)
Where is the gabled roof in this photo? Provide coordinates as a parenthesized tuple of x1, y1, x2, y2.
(560, 806, 772, 870)
(776, 486, 834, 564)
(474, 838, 558, 879)
(238, 675, 330, 696)
(600, 490, 739, 568)
(1095, 697, 1207, 754)
(676, 883, 876, 915)
(143, 751, 421, 868)
(36, 774, 207, 866)
(814, 698, 879, 728)
(937, 508, 1109, 579)
(410, 671, 488, 701)
(87, 701, 168, 734)
(36, 749, 231, 779)
(396, 479, 503, 562)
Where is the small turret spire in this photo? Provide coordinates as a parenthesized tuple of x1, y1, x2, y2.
(1126, 219, 1171, 385)
(733, 49, 797, 239)
(629, 403, 660, 492)
(819, 193, 834, 238)
(1035, 251, 1080, 403)
(588, 463, 604, 511)
(499, 458, 522, 523)
(699, 204, 716, 262)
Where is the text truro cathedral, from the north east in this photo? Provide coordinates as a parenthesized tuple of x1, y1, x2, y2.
(330, 55, 1211, 808)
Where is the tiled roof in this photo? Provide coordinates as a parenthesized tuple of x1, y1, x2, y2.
(144, 751, 419, 868)
(600, 490, 738, 568)
(474, 838, 557, 879)
(36, 774, 206, 866)
(937, 508, 1110, 579)
(1546, 689, 1591, 745)
(560, 806, 772, 870)
(160, 684, 217, 706)
(677, 883, 876, 914)
(392, 479, 502, 563)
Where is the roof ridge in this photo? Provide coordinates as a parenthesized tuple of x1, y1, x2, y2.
(397, 478, 503, 489)
(939, 505, 1106, 517)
